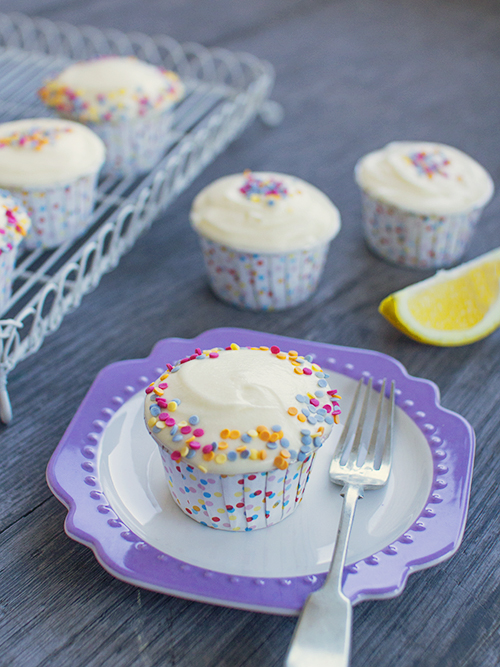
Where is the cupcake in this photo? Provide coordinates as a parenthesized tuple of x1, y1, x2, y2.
(0, 118, 105, 250)
(144, 343, 342, 531)
(190, 171, 341, 310)
(0, 191, 31, 312)
(39, 56, 184, 176)
(355, 141, 494, 269)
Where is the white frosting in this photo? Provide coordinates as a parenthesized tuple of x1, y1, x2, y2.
(40, 56, 184, 123)
(144, 346, 339, 474)
(0, 118, 105, 188)
(355, 141, 494, 215)
(190, 172, 341, 253)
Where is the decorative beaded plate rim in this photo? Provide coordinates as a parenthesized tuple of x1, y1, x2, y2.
(46, 327, 475, 615)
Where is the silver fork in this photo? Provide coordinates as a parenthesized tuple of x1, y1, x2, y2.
(285, 377, 395, 667)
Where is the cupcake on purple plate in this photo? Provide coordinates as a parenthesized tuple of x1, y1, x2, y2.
(0, 118, 105, 250)
(0, 190, 30, 313)
(39, 56, 184, 176)
(190, 171, 341, 310)
(144, 343, 342, 531)
(355, 141, 494, 269)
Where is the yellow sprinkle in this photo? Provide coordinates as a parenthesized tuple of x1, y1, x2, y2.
(290, 360, 301, 366)
(186, 436, 195, 443)
(288, 407, 298, 416)
(333, 394, 342, 399)
(307, 393, 315, 399)
(312, 364, 322, 371)
(178, 420, 187, 427)
(230, 343, 240, 350)
(203, 451, 215, 461)
(297, 414, 307, 422)
(249, 449, 259, 460)
(269, 432, 279, 442)
(180, 446, 189, 457)
(218, 441, 228, 449)
(160, 373, 169, 381)
(288, 350, 298, 357)
(278, 430, 284, 439)
(277, 352, 287, 359)
(294, 367, 304, 375)
(248, 429, 258, 438)
(259, 450, 267, 460)
(198, 465, 208, 473)
(280, 449, 291, 459)
(148, 382, 154, 387)
(259, 430, 271, 441)
(220, 428, 230, 439)
(167, 401, 177, 411)
(215, 454, 227, 464)
(147, 417, 157, 428)
(229, 430, 240, 439)
(155, 421, 166, 429)
(334, 414, 340, 424)
(236, 446, 247, 453)
(250, 347, 259, 350)
(153, 387, 164, 396)
(256, 425, 266, 433)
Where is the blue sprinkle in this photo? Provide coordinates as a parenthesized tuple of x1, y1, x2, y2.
(200, 479, 208, 485)
(149, 394, 156, 402)
(296, 394, 307, 403)
(266, 441, 278, 450)
(305, 355, 313, 362)
(203, 492, 211, 498)
(172, 398, 181, 404)
(313, 437, 323, 448)
(301, 408, 310, 417)
(298, 452, 306, 462)
(300, 445, 312, 453)
(184, 486, 190, 492)
(240, 450, 250, 459)
(300, 429, 311, 435)
(241, 433, 252, 443)
(227, 451, 237, 461)
(212, 441, 218, 451)
(309, 404, 317, 413)
(152, 426, 161, 434)
(301, 435, 312, 445)
(170, 425, 178, 435)
(196, 355, 205, 360)
(317, 408, 327, 416)
(324, 373, 330, 378)
(289, 449, 297, 460)
(170, 366, 180, 373)
(315, 390, 324, 397)
(280, 438, 290, 448)
(315, 371, 324, 378)
(272, 425, 282, 432)
(186, 449, 196, 459)
(307, 415, 317, 425)
(316, 414, 325, 422)
(318, 379, 327, 388)
(325, 415, 334, 424)
(189, 415, 199, 425)
(150, 405, 161, 416)
(172, 434, 183, 442)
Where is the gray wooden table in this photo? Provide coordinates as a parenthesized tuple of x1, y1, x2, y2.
(1, 1, 499, 665)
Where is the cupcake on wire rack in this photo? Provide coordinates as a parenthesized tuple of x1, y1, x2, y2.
(0, 118, 105, 250)
(190, 171, 341, 310)
(144, 342, 342, 531)
(355, 141, 494, 269)
(0, 191, 30, 313)
(39, 56, 184, 176)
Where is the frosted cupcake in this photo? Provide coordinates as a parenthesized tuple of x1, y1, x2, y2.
(190, 171, 341, 310)
(0, 118, 105, 249)
(0, 191, 31, 312)
(144, 343, 342, 531)
(39, 56, 184, 176)
(355, 141, 494, 269)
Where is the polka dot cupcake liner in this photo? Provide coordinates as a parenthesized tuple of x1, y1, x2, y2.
(199, 237, 330, 310)
(360, 190, 483, 269)
(159, 448, 318, 531)
(14, 174, 98, 250)
(0, 248, 16, 314)
(88, 111, 174, 177)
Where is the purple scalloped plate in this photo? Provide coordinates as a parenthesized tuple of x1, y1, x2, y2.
(46, 327, 474, 615)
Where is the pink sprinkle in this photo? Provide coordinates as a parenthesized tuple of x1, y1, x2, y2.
(158, 382, 168, 389)
(303, 368, 313, 376)
(323, 404, 332, 413)
(181, 425, 192, 435)
(158, 413, 169, 421)
(332, 409, 341, 415)
(189, 441, 201, 450)
(195, 348, 202, 355)
(202, 444, 213, 454)
(171, 451, 181, 461)
(189, 354, 197, 360)
(180, 358, 190, 364)
(331, 401, 340, 407)
(145, 386, 154, 394)
(270, 345, 280, 354)
(156, 398, 168, 408)
(209, 352, 219, 358)
(310, 398, 319, 406)
(225, 346, 232, 350)
(165, 417, 175, 427)
(193, 428, 204, 437)
(327, 390, 338, 396)
(166, 364, 173, 370)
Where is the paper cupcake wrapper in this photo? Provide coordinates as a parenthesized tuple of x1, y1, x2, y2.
(159, 447, 317, 531)
(199, 237, 330, 310)
(360, 190, 483, 269)
(13, 174, 98, 250)
(88, 112, 174, 177)
(0, 248, 16, 314)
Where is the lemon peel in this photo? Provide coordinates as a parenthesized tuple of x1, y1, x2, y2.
(379, 247, 500, 346)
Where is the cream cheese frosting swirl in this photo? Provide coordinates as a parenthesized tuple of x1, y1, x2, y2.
(355, 141, 494, 215)
(0, 118, 105, 188)
(190, 171, 341, 253)
(144, 344, 341, 475)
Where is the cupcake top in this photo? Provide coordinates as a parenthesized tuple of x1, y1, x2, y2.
(0, 190, 31, 255)
(39, 56, 184, 124)
(190, 171, 341, 253)
(355, 141, 494, 216)
(144, 343, 341, 474)
(0, 118, 106, 188)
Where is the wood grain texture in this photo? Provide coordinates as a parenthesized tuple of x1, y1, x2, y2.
(0, 0, 499, 665)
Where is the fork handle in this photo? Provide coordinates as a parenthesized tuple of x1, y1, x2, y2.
(285, 484, 363, 667)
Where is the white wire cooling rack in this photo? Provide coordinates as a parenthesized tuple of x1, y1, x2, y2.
(0, 12, 282, 423)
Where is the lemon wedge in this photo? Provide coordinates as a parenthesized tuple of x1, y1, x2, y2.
(379, 247, 500, 346)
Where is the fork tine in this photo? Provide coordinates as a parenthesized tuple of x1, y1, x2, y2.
(380, 380, 395, 469)
(349, 377, 372, 464)
(331, 377, 364, 463)
(365, 378, 387, 467)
